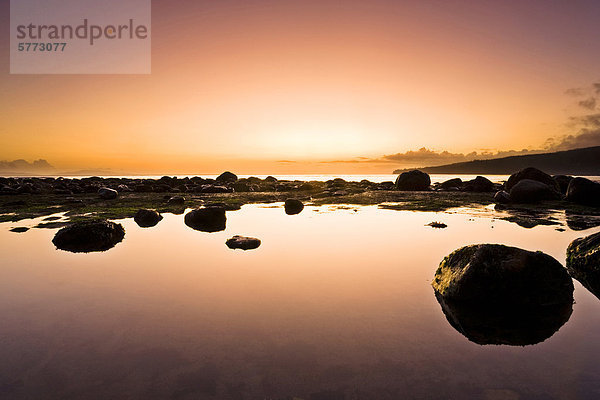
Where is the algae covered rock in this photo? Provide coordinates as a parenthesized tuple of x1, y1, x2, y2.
(432, 244, 573, 345)
(567, 231, 600, 298)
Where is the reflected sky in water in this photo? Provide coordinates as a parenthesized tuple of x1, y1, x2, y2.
(1, 205, 600, 399)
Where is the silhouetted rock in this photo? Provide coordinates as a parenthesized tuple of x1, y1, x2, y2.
(566, 177, 600, 207)
(433, 244, 573, 345)
(167, 196, 185, 206)
(567, 231, 600, 299)
(264, 176, 278, 182)
(134, 209, 163, 228)
(284, 198, 304, 215)
(98, 187, 118, 200)
(52, 220, 125, 253)
(395, 170, 431, 191)
(553, 175, 573, 195)
(199, 185, 233, 193)
(226, 235, 261, 250)
(494, 190, 511, 204)
(505, 167, 559, 191)
(463, 176, 495, 192)
(509, 179, 560, 203)
(215, 171, 238, 183)
(440, 178, 462, 190)
(10, 227, 29, 233)
(184, 205, 226, 232)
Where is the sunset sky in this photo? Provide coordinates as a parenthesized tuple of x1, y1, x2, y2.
(2, 0, 600, 174)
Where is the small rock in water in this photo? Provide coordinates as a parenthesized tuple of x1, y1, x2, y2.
(226, 235, 261, 250)
(134, 209, 163, 228)
(184, 205, 226, 232)
(52, 220, 125, 253)
(284, 198, 304, 215)
(98, 187, 118, 200)
(426, 221, 447, 229)
(10, 227, 29, 233)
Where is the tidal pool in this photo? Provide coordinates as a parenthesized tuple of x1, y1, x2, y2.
(1, 204, 600, 399)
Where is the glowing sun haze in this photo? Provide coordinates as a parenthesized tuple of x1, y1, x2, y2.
(2, 0, 600, 174)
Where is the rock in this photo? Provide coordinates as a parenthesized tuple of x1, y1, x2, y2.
(432, 244, 574, 345)
(264, 176, 278, 182)
(184, 205, 226, 232)
(200, 185, 233, 193)
(505, 167, 559, 191)
(10, 227, 29, 233)
(395, 170, 430, 191)
(52, 220, 125, 253)
(566, 177, 600, 207)
(166, 196, 185, 206)
(567, 231, 600, 299)
(134, 184, 153, 193)
(494, 190, 511, 204)
(463, 176, 495, 192)
(284, 198, 304, 215)
(426, 221, 447, 228)
(232, 182, 251, 192)
(98, 187, 118, 200)
(440, 178, 462, 190)
(509, 179, 560, 203)
(225, 235, 261, 250)
(216, 171, 238, 183)
(134, 209, 163, 228)
(553, 175, 573, 195)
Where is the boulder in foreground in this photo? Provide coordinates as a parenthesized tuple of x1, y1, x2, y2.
(134, 209, 163, 228)
(52, 220, 125, 253)
(184, 205, 226, 232)
(432, 244, 573, 345)
(567, 231, 600, 299)
(226, 235, 261, 250)
(395, 170, 430, 191)
(284, 198, 304, 215)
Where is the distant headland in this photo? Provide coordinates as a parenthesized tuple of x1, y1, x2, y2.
(394, 146, 600, 176)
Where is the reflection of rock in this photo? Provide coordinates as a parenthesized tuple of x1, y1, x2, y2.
(284, 198, 304, 215)
(226, 235, 261, 250)
(567, 231, 600, 299)
(134, 209, 163, 228)
(184, 206, 226, 232)
(395, 170, 430, 191)
(566, 213, 600, 231)
(52, 220, 125, 253)
(432, 244, 574, 345)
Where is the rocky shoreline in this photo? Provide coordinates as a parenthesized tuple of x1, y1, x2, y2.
(1, 169, 599, 229)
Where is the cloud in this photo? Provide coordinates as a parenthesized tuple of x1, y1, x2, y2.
(578, 97, 597, 110)
(0, 159, 55, 173)
(565, 87, 584, 96)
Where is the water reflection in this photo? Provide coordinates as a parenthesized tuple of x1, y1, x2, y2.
(435, 294, 573, 346)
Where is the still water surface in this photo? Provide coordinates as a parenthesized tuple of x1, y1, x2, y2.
(1, 205, 600, 399)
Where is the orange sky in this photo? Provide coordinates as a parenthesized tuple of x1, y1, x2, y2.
(2, 0, 600, 174)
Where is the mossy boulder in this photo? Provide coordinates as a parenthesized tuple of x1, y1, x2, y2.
(433, 244, 573, 345)
(567, 231, 600, 299)
(52, 220, 125, 253)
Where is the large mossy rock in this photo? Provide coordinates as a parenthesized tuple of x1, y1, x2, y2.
(505, 167, 559, 192)
(395, 170, 431, 191)
(566, 177, 600, 207)
(184, 205, 226, 232)
(567, 231, 600, 299)
(52, 220, 125, 253)
(432, 244, 573, 345)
